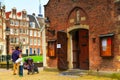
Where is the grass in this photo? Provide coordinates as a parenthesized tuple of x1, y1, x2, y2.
(23, 55, 43, 63)
(86, 70, 120, 80)
(103, 73, 120, 80)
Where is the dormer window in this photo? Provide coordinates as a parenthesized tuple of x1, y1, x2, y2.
(30, 22, 35, 28)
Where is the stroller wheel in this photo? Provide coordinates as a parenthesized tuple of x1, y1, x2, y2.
(32, 70, 34, 74)
(32, 72, 34, 75)
(27, 72, 29, 75)
(37, 71, 39, 73)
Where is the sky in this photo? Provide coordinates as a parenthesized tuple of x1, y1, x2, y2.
(1, 0, 49, 16)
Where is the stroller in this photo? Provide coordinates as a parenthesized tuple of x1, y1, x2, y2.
(23, 58, 39, 75)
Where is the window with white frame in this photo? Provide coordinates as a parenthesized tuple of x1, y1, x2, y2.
(23, 29, 25, 33)
(10, 37, 18, 43)
(10, 28, 14, 34)
(27, 30, 29, 35)
(14, 29, 18, 35)
(38, 31, 41, 37)
(22, 37, 26, 44)
(16, 38, 19, 44)
(19, 29, 22, 33)
(10, 38, 14, 43)
(15, 20, 19, 26)
(10, 20, 14, 25)
(38, 39, 40, 45)
(26, 37, 28, 43)
(34, 39, 37, 45)
(30, 22, 35, 28)
(30, 39, 33, 45)
(34, 31, 37, 37)
(14, 37, 17, 43)
(30, 30, 32, 36)
(20, 21, 23, 26)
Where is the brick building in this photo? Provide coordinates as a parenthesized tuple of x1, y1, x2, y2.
(44, 0, 120, 71)
(6, 8, 29, 55)
(0, 5, 6, 55)
(27, 14, 42, 55)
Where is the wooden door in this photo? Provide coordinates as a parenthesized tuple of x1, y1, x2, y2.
(72, 31, 80, 68)
(79, 29, 89, 70)
(57, 31, 68, 70)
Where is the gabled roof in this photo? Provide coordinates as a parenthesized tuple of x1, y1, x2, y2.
(27, 14, 40, 28)
(5, 11, 11, 19)
(36, 17, 44, 28)
(17, 12, 21, 17)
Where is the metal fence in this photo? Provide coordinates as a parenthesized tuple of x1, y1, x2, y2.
(0, 55, 12, 62)
(0, 54, 37, 62)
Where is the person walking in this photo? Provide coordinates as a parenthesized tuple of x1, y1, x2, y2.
(12, 46, 21, 75)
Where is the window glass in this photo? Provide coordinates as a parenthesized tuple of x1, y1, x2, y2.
(100, 36, 113, 57)
(34, 31, 37, 37)
(30, 22, 35, 28)
(48, 41, 56, 57)
(30, 39, 33, 45)
(10, 20, 14, 25)
(38, 31, 41, 37)
(38, 39, 40, 45)
(34, 39, 37, 45)
(30, 30, 32, 36)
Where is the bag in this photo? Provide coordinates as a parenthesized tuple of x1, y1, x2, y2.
(15, 58, 23, 63)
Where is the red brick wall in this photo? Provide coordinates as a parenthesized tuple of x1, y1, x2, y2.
(45, 0, 120, 71)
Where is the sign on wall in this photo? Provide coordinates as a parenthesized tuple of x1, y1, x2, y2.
(57, 44, 61, 49)
(99, 34, 114, 57)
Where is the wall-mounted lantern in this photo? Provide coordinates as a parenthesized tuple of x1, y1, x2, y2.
(45, 17, 55, 35)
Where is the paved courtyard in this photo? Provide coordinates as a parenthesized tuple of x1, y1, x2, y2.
(0, 68, 114, 80)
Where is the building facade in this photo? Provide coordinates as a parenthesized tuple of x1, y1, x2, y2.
(44, 0, 120, 71)
(27, 14, 42, 55)
(6, 8, 29, 55)
(0, 5, 6, 55)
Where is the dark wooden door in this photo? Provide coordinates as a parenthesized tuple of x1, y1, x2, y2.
(57, 31, 68, 70)
(79, 29, 89, 70)
(72, 31, 80, 68)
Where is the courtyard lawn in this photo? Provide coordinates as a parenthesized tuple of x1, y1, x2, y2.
(23, 55, 43, 63)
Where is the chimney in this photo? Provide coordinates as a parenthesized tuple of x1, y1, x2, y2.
(32, 13, 35, 16)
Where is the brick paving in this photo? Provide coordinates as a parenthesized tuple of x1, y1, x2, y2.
(0, 68, 113, 80)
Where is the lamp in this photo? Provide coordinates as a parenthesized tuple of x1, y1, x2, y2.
(45, 17, 50, 27)
(45, 17, 55, 35)
(5, 26, 10, 70)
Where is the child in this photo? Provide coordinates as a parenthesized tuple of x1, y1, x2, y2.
(15, 57, 23, 76)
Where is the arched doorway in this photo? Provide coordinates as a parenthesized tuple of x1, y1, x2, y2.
(71, 29, 89, 70)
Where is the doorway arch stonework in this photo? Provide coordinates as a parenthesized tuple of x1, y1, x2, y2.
(67, 25, 89, 69)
